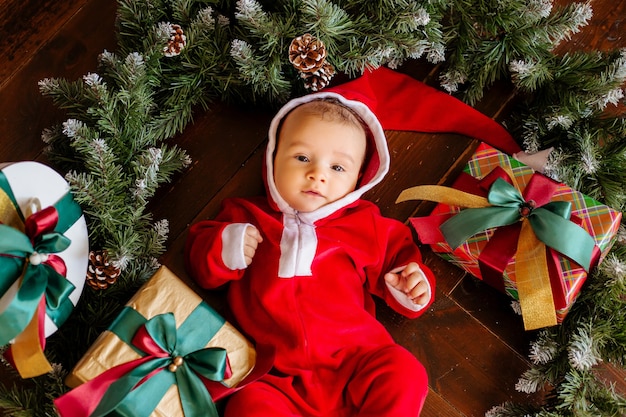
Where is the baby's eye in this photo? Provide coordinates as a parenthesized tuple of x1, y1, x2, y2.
(296, 155, 309, 162)
(331, 165, 345, 172)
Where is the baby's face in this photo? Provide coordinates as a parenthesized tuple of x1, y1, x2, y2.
(274, 107, 366, 213)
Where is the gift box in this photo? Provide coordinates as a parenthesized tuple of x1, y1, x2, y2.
(398, 143, 621, 330)
(0, 161, 89, 378)
(56, 266, 272, 417)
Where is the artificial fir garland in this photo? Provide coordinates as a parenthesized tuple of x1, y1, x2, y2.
(1, 0, 625, 415)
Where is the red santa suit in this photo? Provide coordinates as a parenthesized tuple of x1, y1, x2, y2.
(186, 88, 436, 417)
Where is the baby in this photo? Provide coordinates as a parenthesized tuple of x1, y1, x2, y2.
(186, 91, 436, 416)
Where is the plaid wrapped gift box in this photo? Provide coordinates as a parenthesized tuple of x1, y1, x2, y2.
(400, 143, 621, 330)
(56, 266, 272, 417)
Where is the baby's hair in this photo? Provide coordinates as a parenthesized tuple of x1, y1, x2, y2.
(296, 98, 369, 137)
(276, 97, 372, 149)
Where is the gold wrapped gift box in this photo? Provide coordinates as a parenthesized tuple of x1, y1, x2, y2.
(65, 266, 257, 416)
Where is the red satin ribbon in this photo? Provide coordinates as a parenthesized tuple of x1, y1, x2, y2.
(477, 223, 520, 293)
(24, 206, 60, 241)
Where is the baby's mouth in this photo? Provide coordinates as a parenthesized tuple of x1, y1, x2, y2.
(303, 190, 323, 197)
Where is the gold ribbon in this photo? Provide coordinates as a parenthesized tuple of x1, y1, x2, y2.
(11, 307, 53, 377)
(397, 185, 489, 209)
(515, 219, 557, 329)
(0, 188, 24, 232)
(0, 187, 53, 376)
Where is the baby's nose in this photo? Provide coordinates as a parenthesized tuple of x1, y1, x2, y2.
(307, 166, 326, 182)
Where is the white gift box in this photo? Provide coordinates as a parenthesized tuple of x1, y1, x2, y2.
(0, 161, 88, 338)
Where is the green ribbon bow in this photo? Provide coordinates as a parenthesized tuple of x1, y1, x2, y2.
(91, 308, 229, 417)
(439, 177, 596, 271)
(0, 223, 75, 346)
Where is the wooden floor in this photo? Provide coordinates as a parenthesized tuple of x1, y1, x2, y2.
(1, 1, 624, 416)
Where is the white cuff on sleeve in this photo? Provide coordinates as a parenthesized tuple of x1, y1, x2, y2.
(385, 265, 432, 312)
(221, 223, 252, 270)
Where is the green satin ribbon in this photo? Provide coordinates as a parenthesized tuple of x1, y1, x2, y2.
(92, 307, 228, 417)
(0, 225, 75, 346)
(440, 177, 596, 272)
(52, 191, 84, 234)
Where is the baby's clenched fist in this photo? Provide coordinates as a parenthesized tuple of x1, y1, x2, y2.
(384, 262, 429, 305)
(243, 225, 263, 265)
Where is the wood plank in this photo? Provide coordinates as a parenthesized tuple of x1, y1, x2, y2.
(449, 275, 539, 357)
(421, 388, 465, 417)
(159, 140, 268, 314)
(554, 0, 626, 54)
(594, 363, 626, 396)
(0, 0, 117, 163)
(0, 0, 90, 86)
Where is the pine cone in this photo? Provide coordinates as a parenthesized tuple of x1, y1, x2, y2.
(301, 61, 336, 92)
(86, 250, 121, 290)
(289, 34, 327, 74)
(163, 24, 186, 57)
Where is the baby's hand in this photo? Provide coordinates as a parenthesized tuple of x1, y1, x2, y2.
(243, 225, 263, 265)
(384, 262, 429, 305)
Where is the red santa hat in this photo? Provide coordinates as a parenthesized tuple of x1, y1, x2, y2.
(325, 66, 520, 155)
(267, 66, 520, 210)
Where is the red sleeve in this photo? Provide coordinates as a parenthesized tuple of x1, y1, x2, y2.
(184, 199, 247, 289)
(368, 214, 436, 319)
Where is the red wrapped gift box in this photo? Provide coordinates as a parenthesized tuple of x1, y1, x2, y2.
(401, 143, 621, 330)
